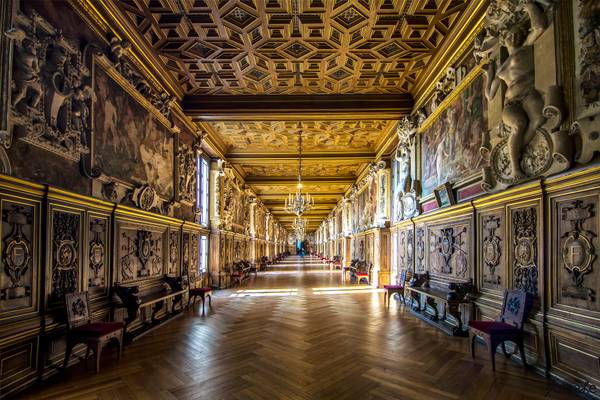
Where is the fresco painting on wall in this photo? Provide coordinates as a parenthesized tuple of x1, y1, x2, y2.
(93, 66, 174, 197)
(421, 74, 487, 196)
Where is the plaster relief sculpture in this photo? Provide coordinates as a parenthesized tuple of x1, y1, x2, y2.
(561, 200, 596, 301)
(6, 11, 92, 163)
(393, 113, 424, 221)
(477, 0, 573, 192)
(570, 1, 600, 164)
(177, 142, 196, 203)
(431, 67, 457, 112)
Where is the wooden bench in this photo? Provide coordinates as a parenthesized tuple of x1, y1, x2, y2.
(229, 260, 252, 287)
(406, 272, 474, 336)
(112, 275, 186, 341)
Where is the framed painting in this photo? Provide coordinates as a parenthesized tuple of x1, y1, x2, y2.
(434, 182, 456, 208)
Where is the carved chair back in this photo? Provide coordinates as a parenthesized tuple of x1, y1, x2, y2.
(498, 289, 528, 329)
(65, 291, 91, 330)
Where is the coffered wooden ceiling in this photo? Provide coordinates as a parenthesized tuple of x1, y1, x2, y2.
(207, 120, 394, 153)
(107, 0, 481, 231)
(115, 0, 468, 95)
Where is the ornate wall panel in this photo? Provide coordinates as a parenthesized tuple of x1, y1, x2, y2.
(478, 209, 506, 294)
(509, 206, 541, 298)
(48, 208, 83, 308)
(415, 224, 426, 273)
(0, 335, 39, 398)
(86, 215, 110, 300)
(0, 198, 38, 319)
(426, 217, 473, 282)
(117, 223, 165, 283)
(168, 228, 180, 276)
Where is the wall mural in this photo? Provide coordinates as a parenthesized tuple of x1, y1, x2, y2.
(421, 74, 486, 196)
(94, 66, 174, 198)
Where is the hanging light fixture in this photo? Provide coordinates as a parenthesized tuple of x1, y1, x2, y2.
(284, 128, 314, 216)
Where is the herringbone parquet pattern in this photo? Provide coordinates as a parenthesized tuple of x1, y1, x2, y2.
(18, 257, 576, 400)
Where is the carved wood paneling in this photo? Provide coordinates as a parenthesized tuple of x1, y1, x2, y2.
(510, 206, 540, 297)
(0, 335, 39, 399)
(427, 219, 471, 281)
(49, 209, 82, 305)
(87, 215, 109, 299)
(478, 210, 505, 292)
(117, 226, 164, 283)
(0, 200, 37, 317)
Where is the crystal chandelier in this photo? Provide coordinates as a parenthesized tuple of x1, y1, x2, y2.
(292, 217, 307, 232)
(284, 129, 314, 216)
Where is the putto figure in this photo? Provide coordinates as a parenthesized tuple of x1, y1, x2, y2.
(476, 0, 549, 180)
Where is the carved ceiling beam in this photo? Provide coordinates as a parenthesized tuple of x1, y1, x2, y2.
(226, 153, 374, 163)
(182, 94, 413, 121)
(245, 177, 356, 184)
(411, 0, 487, 108)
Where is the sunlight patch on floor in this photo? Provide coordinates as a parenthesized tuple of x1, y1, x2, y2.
(228, 288, 299, 297)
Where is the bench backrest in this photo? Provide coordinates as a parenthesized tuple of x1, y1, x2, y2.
(65, 291, 90, 329)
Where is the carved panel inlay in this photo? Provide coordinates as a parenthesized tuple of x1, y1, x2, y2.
(560, 200, 596, 302)
(482, 213, 503, 289)
(415, 226, 425, 272)
(119, 228, 162, 282)
(88, 218, 106, 288)
(512, 208, 538, 296)
(51, 211, 80, 302)
(1, 204, 34, 310)
(168, 230, 179, 275)
(429, 224, 469, 279)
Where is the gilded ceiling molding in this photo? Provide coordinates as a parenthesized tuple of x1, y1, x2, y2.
(411, 0, 488, 108)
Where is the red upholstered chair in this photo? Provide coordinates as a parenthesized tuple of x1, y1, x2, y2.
(383, 269, 412, 306)
(469, 289, 528, 371)
(63, 292, 124, 373)
(188, 274, 213, 315)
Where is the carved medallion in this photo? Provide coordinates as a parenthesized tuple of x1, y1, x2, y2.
(513, 208, 538, 295)
(1, 206, 32, 300)
(52, 212, 80, 302)
(561, 200, 596, 301)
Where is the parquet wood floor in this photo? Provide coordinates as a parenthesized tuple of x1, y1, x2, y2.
(17, 256, 577, 400)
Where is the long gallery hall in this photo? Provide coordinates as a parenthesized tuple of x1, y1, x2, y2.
(0, 0, 599, 399)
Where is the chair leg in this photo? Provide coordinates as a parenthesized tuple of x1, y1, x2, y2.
(95, 343, 103, 374)
(118, 331, 124, 360)
(501, 342, 510, 358)
(517, 338, 527, 368)
(63, 340, 74, 370)
(85, 346, 91, 361)
(490, 340, 499, 372)
(470, 333, 476, 359)
(207, 294, 212, 308)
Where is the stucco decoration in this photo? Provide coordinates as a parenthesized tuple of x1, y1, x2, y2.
(393, 112, 425, 221)
(476, 0, 573, 192)
(5, 10, 94, 164)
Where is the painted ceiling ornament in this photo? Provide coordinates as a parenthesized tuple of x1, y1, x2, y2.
(2, 206, 32, 300)
(561, 200, 596, 301)
(5, 10, 92, 163)
(476, 0, 573, 192)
